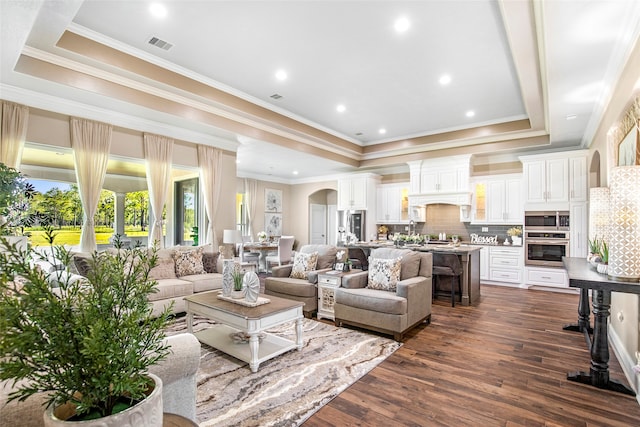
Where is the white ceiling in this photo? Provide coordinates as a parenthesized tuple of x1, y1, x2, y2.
(1, 0, 640, 183)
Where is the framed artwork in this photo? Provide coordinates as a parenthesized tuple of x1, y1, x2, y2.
(264, 213, 282, 236)
(265, 188, 282, 212)
(617, 122, 639, 166)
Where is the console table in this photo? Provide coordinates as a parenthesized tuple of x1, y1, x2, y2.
(562, 257, 638, 396)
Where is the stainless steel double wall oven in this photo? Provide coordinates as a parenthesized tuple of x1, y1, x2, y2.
(524, 211, 570, 267)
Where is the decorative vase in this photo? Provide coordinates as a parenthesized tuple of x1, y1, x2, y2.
(222, 260, 234, 297)
(511, 236, 522, 246)
(44, 373, 163, 427)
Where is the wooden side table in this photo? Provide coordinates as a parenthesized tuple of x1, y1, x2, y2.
(163, 412, 198, 427)
(317, 269, 362, 320)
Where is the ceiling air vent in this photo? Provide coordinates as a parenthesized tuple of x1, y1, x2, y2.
(148, 36, 173, 51)
(270, 94, 283, 100)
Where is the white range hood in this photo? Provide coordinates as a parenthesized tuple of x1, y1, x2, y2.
(407, 155, 474, 222)
(408, 192, 472, 207)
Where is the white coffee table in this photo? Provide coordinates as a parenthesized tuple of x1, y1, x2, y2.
(184, 292, 304, 372)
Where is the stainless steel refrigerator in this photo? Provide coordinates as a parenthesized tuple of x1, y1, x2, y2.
(337, 210, 365, 244)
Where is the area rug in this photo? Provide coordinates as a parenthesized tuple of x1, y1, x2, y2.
(165, 315, 401, 427)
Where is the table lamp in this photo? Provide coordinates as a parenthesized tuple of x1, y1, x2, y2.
(222, 229, 242, 259)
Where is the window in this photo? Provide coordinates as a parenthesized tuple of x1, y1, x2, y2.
(174, 178, 199, 245)
(236, 193, 249, 236)
(25, 179, 153, 247)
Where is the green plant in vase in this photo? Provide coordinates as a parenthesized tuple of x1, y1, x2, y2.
(0, 237, 173, 422)
(597, 241, 609, 274)
(231, 266, 245, 298)
(599, 241, 609, 264)
(588, 237, 602, 263)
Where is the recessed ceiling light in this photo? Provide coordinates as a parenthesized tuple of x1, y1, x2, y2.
(466, 110, 475, 118)
(336, 104, 346, 113)
(566, 114, 577, 120)
(394, 17, 410, 33)
(439, 74, 452, 85)
(379, 128, 387, 135)
(292, 170, 299, 175)
(275, 69, 288, 81)
(149, 3, 167, 19)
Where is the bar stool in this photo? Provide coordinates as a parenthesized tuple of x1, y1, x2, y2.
(347, 247, 369, 271)
(432, 253, 462, 307)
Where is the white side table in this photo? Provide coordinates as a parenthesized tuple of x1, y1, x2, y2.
(317, 269, 362, 320)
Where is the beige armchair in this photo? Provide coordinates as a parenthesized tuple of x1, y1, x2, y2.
(334, 248, 432, 341)
(264, 244, 337, 318)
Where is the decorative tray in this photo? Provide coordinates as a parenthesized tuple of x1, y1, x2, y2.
(217, 293, 270, 307)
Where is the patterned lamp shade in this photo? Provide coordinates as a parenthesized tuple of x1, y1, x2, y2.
(588, 187, 610, 242)
(607, 166, 640, 282)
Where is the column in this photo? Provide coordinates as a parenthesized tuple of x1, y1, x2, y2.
(114, 192, 126, 236)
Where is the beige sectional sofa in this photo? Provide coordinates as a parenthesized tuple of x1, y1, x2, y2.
(62, 245, 223, 316)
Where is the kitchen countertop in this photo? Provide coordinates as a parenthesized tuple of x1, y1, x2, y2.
(348, 241, 482, 254)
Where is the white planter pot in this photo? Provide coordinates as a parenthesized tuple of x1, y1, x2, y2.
(597, 263, 608, 275)
(43, 373, 163, 427)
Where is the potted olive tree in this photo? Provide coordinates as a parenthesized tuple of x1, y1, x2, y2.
(0, 237, 173, 426)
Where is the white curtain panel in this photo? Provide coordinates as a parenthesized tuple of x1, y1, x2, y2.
(244, 178, 258, 239)
(70, 118, 112, 253)
(0, 101, 29, 169)
(197, 145, 222, 247)
(144, 133, 174, 249)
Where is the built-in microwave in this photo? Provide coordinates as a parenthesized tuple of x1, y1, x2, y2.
(524, 211, 570, 231)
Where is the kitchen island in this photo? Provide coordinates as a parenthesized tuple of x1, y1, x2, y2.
(346, 242, 481, 306)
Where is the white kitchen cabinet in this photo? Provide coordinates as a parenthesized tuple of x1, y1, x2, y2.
(421, 168, 459, 193)
(480, 246, 489, 281)
(487, 246, 523, 285)
(376, 183, 409, 223)
(520, 150, 588, 211)
(420, 166, 469, 194)
(338, 175, 379, 211)
(570, 201, 588, 258)
(472, 174, 522, 224)
(523, 158, 568, 205)
(569, 155, 588, 202)
(525, 266, 568, 289)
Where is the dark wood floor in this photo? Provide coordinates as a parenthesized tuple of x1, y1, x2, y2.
(303, 284, 640, 427)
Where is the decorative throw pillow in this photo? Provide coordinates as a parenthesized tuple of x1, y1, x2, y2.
(72, 253, 93, 278)
(290, 251, 319, 279)
(149, 257, 178, 280)
(202, 251, 219, 273)
(172, 247, 206, 277)
(367, 257, 402, 292)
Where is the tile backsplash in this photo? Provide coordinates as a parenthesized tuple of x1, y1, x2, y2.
(378, 204, 520, 244)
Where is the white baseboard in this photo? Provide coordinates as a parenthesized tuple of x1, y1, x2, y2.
(608, 324, 640, 405)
